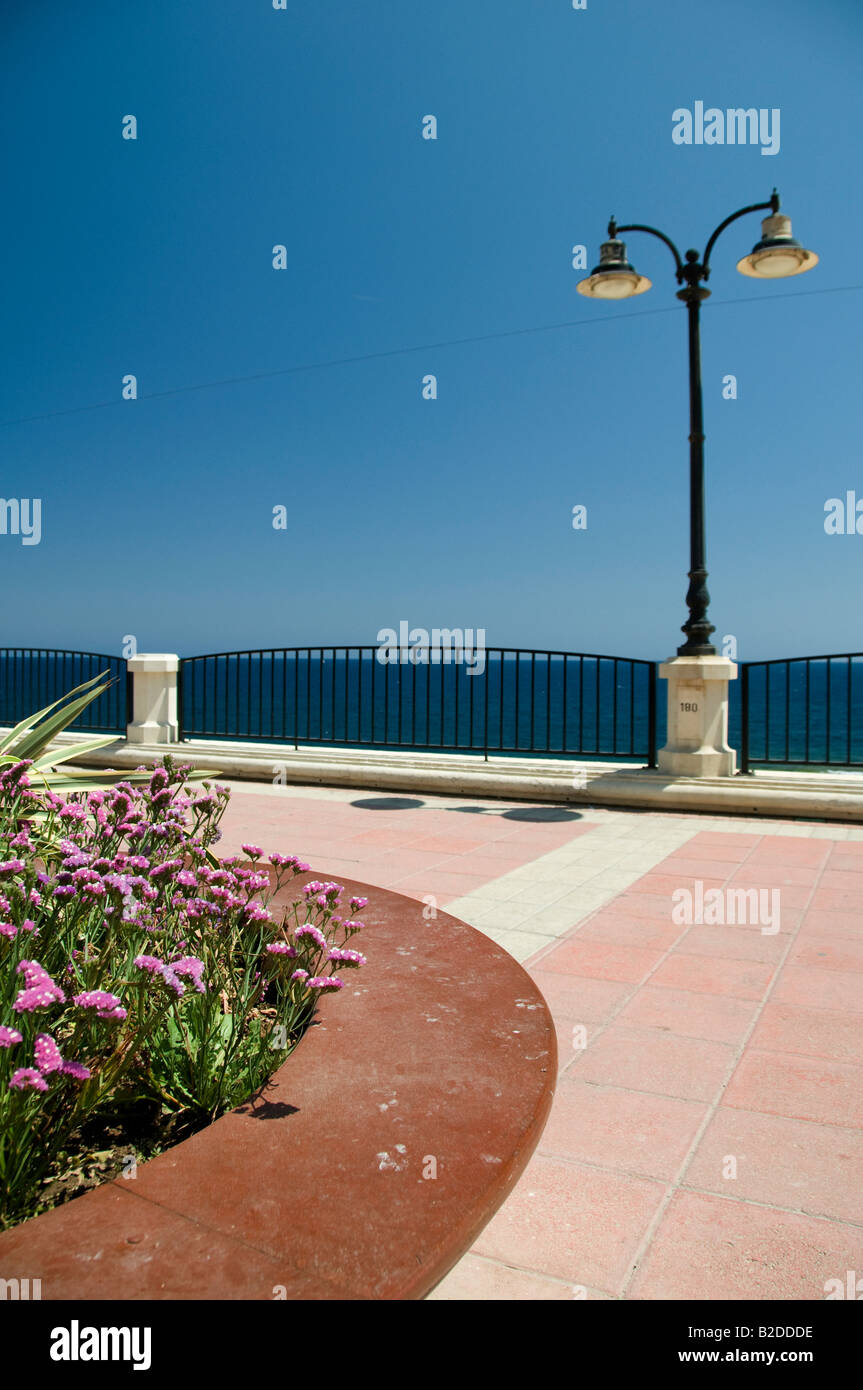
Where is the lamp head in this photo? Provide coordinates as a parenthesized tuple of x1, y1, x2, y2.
(576, 238, 652, 300)
(737, 212, 818, 279)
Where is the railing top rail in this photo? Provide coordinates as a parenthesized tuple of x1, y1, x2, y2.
(180, 646, 656, 666)
(743, 652, 863, 670)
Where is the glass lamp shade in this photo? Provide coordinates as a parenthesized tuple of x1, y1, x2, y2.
(737, 213, 818, 279)
(576, 239, 652, 299)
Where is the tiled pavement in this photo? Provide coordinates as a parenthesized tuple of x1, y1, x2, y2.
(219, 780, 863, 1301)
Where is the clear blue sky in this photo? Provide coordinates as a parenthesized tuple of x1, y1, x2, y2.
(2, 0, 861, 663)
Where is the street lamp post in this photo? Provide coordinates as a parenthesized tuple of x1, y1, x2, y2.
(577, 190, 818, 774)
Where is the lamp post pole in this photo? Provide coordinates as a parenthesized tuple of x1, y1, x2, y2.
(578, 189, 817, 776)
(607, 191, 780, 655)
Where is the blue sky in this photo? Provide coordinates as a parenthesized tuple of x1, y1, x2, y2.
(2, 0, 861, 663)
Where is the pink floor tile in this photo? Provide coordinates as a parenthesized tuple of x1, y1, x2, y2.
(569, 1024, 735, 1102)
(575, 911, 685, 952)
(817, 869, 863, 893)
(617, 985, 758, 1045)
(724, 1048, 863, 1128)
(749, 1002, 863, 1064)
(605, 892, 676, 921)
(629, 1190, 863, 1300)
(655, 856, 742, 879)
(750, 836, 833, 864)
(650, 952, 775, 1001)
(528, 970, 633, 1025)
(685, 1107, 863, 1223)
(345, 827, 430, 848)
(824, 854, 863, 875)
(633, 873, 728, 897)
(407, 835, 487, 854)
(539, 1077, 707, 1180)
(687, 833, 762, 849)
(427, 1254, 589, 1301)
(787, 935, 863, 974)
(809, 887, 863, 914)
(801, 909, 863, 941)
(772, 965, 863, 1014)
(450, 853, 536, 876)
(472, 1153, 668, 1294)
(537, 938, 664, 984)
(390, 871, 491, 900)
(674, 840, 755, 863)
(675, 924, 791, 964)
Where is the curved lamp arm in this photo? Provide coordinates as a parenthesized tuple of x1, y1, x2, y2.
(701, 189, 780, 275)
(608, 218, 685, 281)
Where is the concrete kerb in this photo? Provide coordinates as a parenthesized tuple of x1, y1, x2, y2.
(25, 729, 863, 824)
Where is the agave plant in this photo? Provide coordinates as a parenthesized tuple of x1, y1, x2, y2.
(0, 671, 219, 792)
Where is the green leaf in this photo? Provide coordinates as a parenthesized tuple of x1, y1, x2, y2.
(0, 672, 110, 753)
(31, 734, 119, 770)
(9, 678, 114, 762)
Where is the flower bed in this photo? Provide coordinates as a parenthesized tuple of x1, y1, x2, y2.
(0, 870, 557, 1299)
(0, 756, 366, 1230)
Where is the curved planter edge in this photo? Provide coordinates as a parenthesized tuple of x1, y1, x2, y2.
(0, 874, 557, 1300)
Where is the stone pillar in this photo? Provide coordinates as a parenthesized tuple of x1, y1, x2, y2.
(657, 655, 737, 777)
(127, 654, 179, 745)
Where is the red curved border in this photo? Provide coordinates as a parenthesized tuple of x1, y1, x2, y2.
(0, 875, 556, 1300)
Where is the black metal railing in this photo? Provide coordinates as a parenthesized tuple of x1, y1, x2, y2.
(0, 649, 130, 735)
(740, 652, 863, 773)
(179, 647, 658, 764)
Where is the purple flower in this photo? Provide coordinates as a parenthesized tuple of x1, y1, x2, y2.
(306, 976, 344, 992)
(350, 896, 368, 912)
(34, 1033, 64, 1075)
(0, 859, 25, 876)
(9, 1067, 48, 1092)
(150, 858, 183, 880)
(0, 1025, 22, 1048)
(244, 903, 272, 924)
(0, 921, 17, 940)
(295, 924, 327, 949)
(13, 962, 65, 1012)
(265, 942, 296, 956)
(290, 969, 309, 983)
(327, 947, 366, 967)
(61, 1060, 91, 1081)
(241, 843, 263, 858)
(134, 954, 164, 973)
(73, 990, 127, 1021)
(170, 956, 206, 993)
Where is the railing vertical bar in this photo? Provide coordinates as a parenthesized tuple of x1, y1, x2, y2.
(647, 663, 657, 768)
(594, 658, 600, 754)
(765, 664, 771, 763)
(785, 661, 790, 765)
(499, 652, 505, 751)
(483, 654, 489, 761)
(741, 663, 750, 773)
(804, 659, 810, 765)
(847, 658, 852, 765)
(826, 660, 832, 766)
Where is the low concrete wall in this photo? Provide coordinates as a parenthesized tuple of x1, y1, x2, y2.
(35, 729, 863, 823)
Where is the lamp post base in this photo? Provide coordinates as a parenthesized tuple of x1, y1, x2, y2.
(657, 655, 737, 778)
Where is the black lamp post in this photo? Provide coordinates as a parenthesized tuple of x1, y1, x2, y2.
(577, 190, 818, 655)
